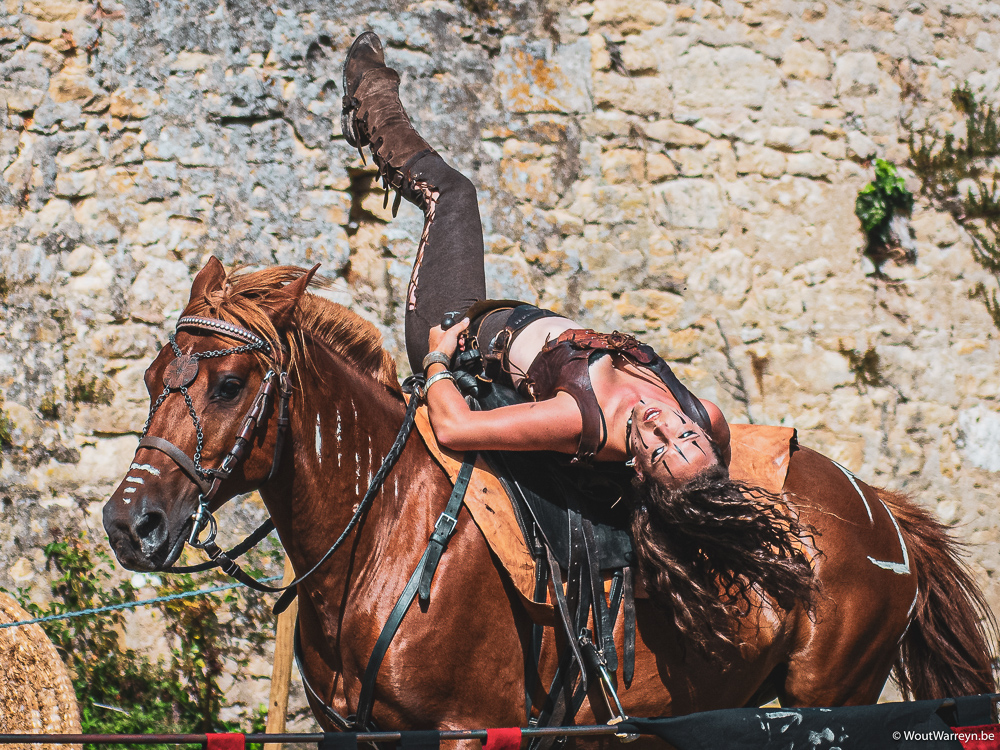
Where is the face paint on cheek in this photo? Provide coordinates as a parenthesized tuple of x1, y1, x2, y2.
(675, 445, 690, 464)
(692, 440, 707, 457)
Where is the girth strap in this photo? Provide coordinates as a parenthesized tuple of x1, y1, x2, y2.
(353, 454, 477, 731)
(138, 435, 214, 495)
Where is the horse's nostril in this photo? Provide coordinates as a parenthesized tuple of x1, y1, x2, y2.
(135, 511, 164, 544)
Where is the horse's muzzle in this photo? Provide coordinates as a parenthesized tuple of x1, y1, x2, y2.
(103, 495, 189, 571)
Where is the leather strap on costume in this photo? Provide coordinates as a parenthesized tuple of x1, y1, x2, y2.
(526, 329, 713, 463)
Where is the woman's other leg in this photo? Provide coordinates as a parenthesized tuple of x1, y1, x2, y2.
(342, 32, 485, 373)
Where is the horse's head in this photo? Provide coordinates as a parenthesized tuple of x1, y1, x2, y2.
(103, 257, 316, 571)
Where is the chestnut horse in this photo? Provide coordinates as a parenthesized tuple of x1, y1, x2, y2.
(103, 260, 995, 741)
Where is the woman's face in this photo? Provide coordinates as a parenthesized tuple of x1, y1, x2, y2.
(629, 399, 719, 486)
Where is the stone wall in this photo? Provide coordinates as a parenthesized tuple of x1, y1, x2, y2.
(1, 0, 999, 710)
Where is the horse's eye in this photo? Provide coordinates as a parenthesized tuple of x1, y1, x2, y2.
(217, 377, 244, 401)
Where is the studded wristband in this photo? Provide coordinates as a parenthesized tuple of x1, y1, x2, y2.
(422, 350, 452, 373)
(425, 371, 456, 390)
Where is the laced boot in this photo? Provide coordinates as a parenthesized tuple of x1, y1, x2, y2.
(341, 32, 436, 214)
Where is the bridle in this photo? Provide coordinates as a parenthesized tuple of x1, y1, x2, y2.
(137, 316, 292, 549)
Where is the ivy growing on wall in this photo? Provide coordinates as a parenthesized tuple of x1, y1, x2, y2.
(909, 85, 1000, 330)
(855, 159, 916, 269)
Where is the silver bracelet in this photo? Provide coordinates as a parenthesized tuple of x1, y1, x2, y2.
(422, 350, 452, 373)
(425, 371, 456, 390)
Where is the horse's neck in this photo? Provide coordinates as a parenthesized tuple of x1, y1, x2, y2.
(261, 345, 426, 587)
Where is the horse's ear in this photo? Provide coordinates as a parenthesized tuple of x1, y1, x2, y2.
(189, 256, 226, 304)
(269, 264, 320, 328)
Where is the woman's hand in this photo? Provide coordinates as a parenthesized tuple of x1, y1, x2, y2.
(427, 317, 470, 360)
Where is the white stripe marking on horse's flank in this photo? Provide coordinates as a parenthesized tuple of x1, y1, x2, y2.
(833, 461, 873, 523)
(867, 498, 912, 575)
(126, 476, 144, 484)
(315, 413, 322, 463)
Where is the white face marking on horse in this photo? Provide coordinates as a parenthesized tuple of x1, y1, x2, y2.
(126, 476, 144, 485)
(355, 451, 361, 495)
(130, 463, 161, 477)
(367, 437, 373, 486)
(124, 487, 136, 494)
(315, 413, 322, 463)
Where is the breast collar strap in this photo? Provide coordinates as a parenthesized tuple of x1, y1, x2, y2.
(137, 317, 291, 549)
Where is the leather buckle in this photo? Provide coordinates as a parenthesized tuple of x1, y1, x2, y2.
(433, 511, 458, 537)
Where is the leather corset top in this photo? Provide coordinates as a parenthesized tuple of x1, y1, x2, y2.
(524, 329, 713, 463)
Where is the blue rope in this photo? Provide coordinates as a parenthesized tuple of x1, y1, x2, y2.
(0, 576, 282, 631)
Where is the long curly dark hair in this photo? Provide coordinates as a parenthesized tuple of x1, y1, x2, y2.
(630, 465, 816, 656)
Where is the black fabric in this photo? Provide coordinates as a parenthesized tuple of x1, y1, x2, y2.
(402, 153, 486, 374)
(319, 733, 359, 750)
(399, 731, 440, 750)
(627, 698, 985, 750)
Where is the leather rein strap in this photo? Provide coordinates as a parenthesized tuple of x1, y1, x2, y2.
(293, 453, 479, 733)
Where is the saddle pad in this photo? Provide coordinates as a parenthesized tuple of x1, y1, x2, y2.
(411, 399, 538, 602)
(727, 423, 797, 493)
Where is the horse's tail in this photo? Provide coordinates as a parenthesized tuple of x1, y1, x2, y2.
(878, 488, 998, 699)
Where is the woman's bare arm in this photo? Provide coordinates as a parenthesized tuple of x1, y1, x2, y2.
(423, 318, 584, 453)
(701, 399, 732, 465)
(425, 376, 584, 453)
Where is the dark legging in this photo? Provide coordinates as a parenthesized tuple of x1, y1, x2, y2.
(401, 152, 486, 374)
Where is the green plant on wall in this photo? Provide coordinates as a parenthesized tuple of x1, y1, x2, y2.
(855, 159, 915, 268)
(11, 537, 277, 749)
(910, 85, 1000, 329)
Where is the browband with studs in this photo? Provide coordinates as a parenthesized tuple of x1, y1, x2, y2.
(176, 316, 271, 352)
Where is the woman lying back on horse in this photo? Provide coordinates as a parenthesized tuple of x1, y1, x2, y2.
(340, 31, 814, 649)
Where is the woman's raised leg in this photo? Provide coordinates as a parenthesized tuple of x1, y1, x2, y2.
(342, 32, 486, 373)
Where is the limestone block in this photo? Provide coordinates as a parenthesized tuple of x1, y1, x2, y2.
(500, 157, 559, 208)
(686, 247, 751, 308)
(785, 152, 837, 178)
(615, 289, 684, 323)
(910, 209, 962, 247)
(957, 405, 1000, 473)
(484, 254, 538, 302)
(63, 244, 94, 275)
(56, 131, 103, 171)
(90, 324, 159, 359)
(495, 37, 592, 115)
(127, 259, 190, 324)
(780, 41, 830, 80)
(66, 436, 136, 486)
(765, 126, 811, 152)
(109, 131, 147, 164)
(846, 131, 877, 159)
(735, 143, 786, 177)
(647, 152, 677, 182)
(578, 240, 645, 293)
(591, 0, 670, 32)
(171, 52, 215, 72)
(3, 148, 32, 194)
(578, 289, 627, 330)
(55, 169, 96, 197)
(73, 401, 147, 436)
(299, 190, 350, 225)
(0, 86, 45, 112)
(35, 197, 74, 231)
(673, 45, 779, 111)
(48, 61, 104, 104)
(643, 120, 710, 147)
(601, 148, 645, 183)
(109, 87, 158, 119)
(593, 72, 672, 117)
(23, 0, 81, 20)
(833, 52, 881, 97)
(21, 17, 63, 41)
(544, 209, 585, 236)
(654, 179, 728, 231)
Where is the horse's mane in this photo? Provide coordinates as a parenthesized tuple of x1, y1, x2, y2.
(182, 265, 399, 390)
